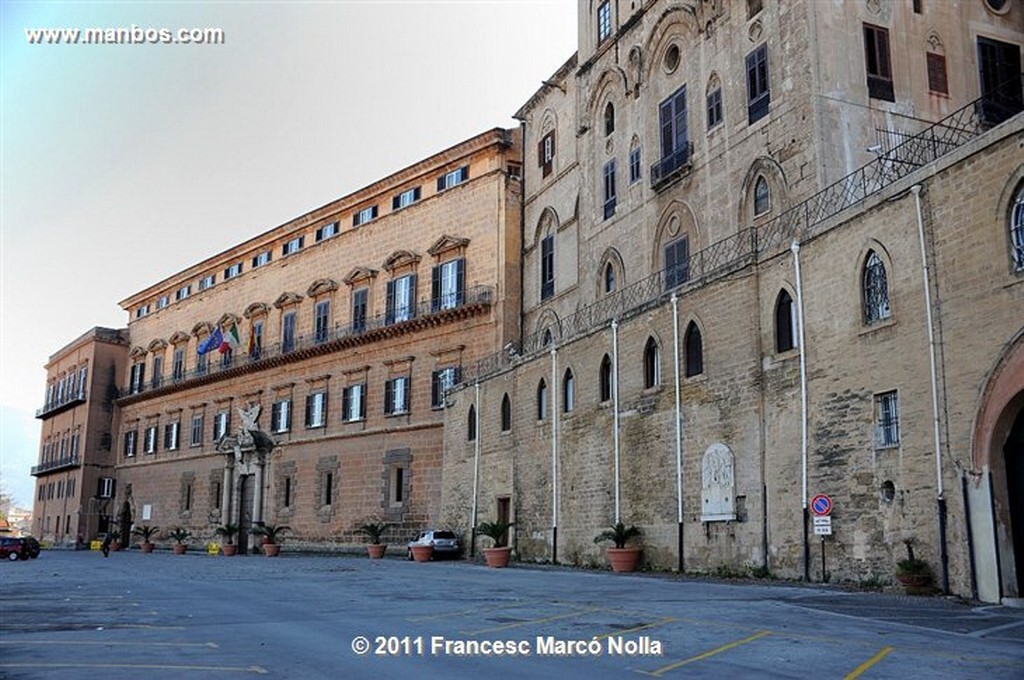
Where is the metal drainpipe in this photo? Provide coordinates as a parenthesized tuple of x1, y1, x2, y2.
(791, 241, 810, 582)
(612, 320, 621, 524)
(671, 294, 685, 572)
(911, 184, 949, 594)
(551, 345, 559, 564)
(470, 381, 481, 558)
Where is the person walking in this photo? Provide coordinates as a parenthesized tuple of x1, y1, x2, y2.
(101, 532, 113, 558)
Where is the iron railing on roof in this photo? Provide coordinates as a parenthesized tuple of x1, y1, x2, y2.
(461, 75, 1023, 386)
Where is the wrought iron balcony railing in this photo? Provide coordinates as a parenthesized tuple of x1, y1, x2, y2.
(31, 455, 81, 476)
(650, 142, 693, 191)
(35, 392, 87, 419)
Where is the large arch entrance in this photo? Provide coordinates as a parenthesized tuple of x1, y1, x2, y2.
(1004, 406, 1024, 595)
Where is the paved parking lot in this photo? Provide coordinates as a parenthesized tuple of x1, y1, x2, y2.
(1, 550, 1023, 679)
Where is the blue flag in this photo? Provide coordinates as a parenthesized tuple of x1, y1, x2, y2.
(198, 327, 223, 355)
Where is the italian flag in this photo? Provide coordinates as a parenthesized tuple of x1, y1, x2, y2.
(220, 321, 241, 354)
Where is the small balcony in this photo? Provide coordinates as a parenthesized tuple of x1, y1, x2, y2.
(650, 142, 693, 192)
(31, 455, 81, 476)
(35, 393, 86, 419)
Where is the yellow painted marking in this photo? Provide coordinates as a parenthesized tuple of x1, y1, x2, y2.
(0, 640, 218, 649)
(461, 606, 603, 635)
(592, 617, 676, 641)
(639, 630, 771, 677)
(844, 646, 895, 680)
(0, 663, 266, 674)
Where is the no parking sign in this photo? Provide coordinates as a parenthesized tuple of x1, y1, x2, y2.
(811, 494, 833, 516)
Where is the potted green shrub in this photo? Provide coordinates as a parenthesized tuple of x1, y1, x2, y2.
(167, 527, 192, 555)
(896, 540, 932, 594)
(477, 520, 514, 568)
(356, 521, 390, 559)
(252, 523, 290, 557)
(132, 525, 159, 553)
(215, 523, 240, 556)
(594, 522, 643, 573)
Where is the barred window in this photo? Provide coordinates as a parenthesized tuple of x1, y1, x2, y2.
(874, 391, 900, 448)
(1011, 186, 1024, 271)
(862, 250, 892, 324)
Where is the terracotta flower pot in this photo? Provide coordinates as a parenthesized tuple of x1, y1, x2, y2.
(172, 544, 187, 555)
(111, 542, 122, 552)
(897, 573, 931, 594)
(263, 542, 281, 557)
(607, 547, 641, 573)
(221, 544, 238, 557)
(410, 545, 434, 562)
(141, 542, 155, 553)
(367, 544, 387, 559)
(483, 546, 512, 568)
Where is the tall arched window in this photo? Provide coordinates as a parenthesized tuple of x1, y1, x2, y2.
(563, 369, 575, 413)
(501, 393, 511, 432)
(862, 250, 891, 323)
(753, 176, 770, 216)
(643, 337, 660, 388)
(604, 102, 615, 136)
(684, 322, 703, 377)
(467, 405, 477, 441)
(604, 263, 616, 293)
(537, 379, 548, 420)
(775, 290, 796, 352)
(1011, 185, 1024, 271)
(599, 354, 612, 402)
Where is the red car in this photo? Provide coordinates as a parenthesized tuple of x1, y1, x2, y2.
(0, 536, 40, 561)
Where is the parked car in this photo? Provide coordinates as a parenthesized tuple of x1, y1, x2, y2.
(0, 537, 28, 561)
(407, 530, 462, 560)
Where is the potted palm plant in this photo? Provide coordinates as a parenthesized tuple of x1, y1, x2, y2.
(356, 521, 390, 559)
(132, 525, 159, 553)
(476, 520, 514, 568)
(594, 522, 643, 573)
(896, 539, 932, 594)
(215, 523, 240, 556)
(108, 530, 123, 552)
(252, 523, 290, 557)
(167, 527, 192, 555)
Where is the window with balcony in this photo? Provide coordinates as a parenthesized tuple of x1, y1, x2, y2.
(282, 311, 297, 353)
(352, 288, 369, 333)
(129, 362, 145, 394)
(315, 300, 331, 344)
(863, 24, 894, 101)
(432, 258, 465, 311)
(432, 367, 460, 409)
(664, 237, 690, 290)
(386, 274, 416, 324)
(746, 44, 771, 123)
(172, 348, 185, 381)
(654, 85, 690, 188)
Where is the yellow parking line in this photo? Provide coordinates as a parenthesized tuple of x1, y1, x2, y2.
(639, 630, 771, 677)
(0, 663, 266, 673)
(0, 640, 218, 648)
(593, 617, 676, 641)
(461, 607, 603, 635)
(844, 646, 894, 679)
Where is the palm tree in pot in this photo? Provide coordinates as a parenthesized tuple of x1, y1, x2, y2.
(215, 523, 240, 556)
(132, 525, 160, 553)
(896, 539, 932, 594)
(476, 520, 514, 568)
(356, 521, 390, 559)
(167, 527, 192, 555)
(251, 523, 290, 557)
(594, 522, 643, 573)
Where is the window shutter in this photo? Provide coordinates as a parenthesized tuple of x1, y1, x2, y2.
(271, 402, 280, 430)
(371, 206, 378, 219)
(413, 187, 421, 201)
(437, 176, 445, 192)
(456, 258, 466, 305)
(431, 371, 440, 408)
(538, 139, 545, 167)
(305, 395, 312, 427)
(385, 280, 395, 324)
(352, 213, 360, 226)
(342, 387, 351, 419)
(359, 385, 366, 418)
(164, 425, 171, 449)
(392, 195, 401, 210)
(459, 166, 469, 183)
(315, 227, 323, 241)
(384, 380, 394, 415)
(322, 393, 328, 422)
(408, 274, 418, 319)
(665, 243, 677, 288)
(402, 378, 410, 412)
(431, 265, 441, 312)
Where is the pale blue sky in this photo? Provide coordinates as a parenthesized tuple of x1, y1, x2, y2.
(0, 0, 578, 507)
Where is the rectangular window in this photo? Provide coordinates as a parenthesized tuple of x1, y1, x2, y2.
(352, 288, 368, 333)
(437, 166, 469, 191)
(151, 356, 163, 389)
(172, 348, 185, 381)
(129, 362, 145, 394)
(271, 399, 292, 433)
(98, 477, 115, 499)
(123, 430, 137, 457)
(874, 391, 901, 448)
(315, 221, 339, 242)
(144, 425, 157, 454)
(282, 236, 304, 256)
(315, 300, 331, 343)
(654, 85, 691, 186)
(864, 24, 894, 101)
(664, 237, 691, 290)
(323, 472, 333, 506)
(70, 433, 79, 456)
(185, 484, 192, 511)
(213, 411, 230, 441)
(432, 258, 465, 311)
(541, 235, 555, 301)
(305, 391, 327, 428)
(252, 250, 272, 268)
(282, 312, 297, 353)
(977, 37, 1023, 127)
(164, 421, 180, 450)
(197, 352, 209, 376)
(391, 467, 405, 505)
(224, 262, 243, 280)
(597, 0, 611, 42)
(603, 159, 617, 219)
(191, 415, 204, 447)
(251, 320, 264, 359)
(746, 44, 771, 123)
(352, 205, 378, 227)
(77, 366, 88, 397)
(707, 88, 723, 129)
(538, 131, 555, 177)
(283, 477, 292, 508)
(343, 383, 366, 422)
(384, 376, 410, 416)
(176, 284, 191, 301)
(135, 305, 150, 319)
(431, 367, 460, 409)
(199, 274, 216, 291)
(157, 295, 170, 309)
(926, 52, 948, 95)
(392, 187, 421, 210)
(629, 146, 642, 184)
(386, 274, 417, 324)
(221, 348, 233, 368)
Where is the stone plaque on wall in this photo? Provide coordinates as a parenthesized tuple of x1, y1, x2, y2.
(701, 443, 736, 522)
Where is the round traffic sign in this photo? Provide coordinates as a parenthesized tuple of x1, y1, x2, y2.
(811, 494, 833, 516)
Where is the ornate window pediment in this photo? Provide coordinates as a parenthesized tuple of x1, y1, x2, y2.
(343, 267, 378, 286)
(129, 346, 147, 359)
(217, 312, 241, 327)
(307, 278, 339, 297)
(243, 302, 269, 319)
(273, 292, 304, 309)
(147, 339, 168, 352)
(169, 331, 190, 345)
(383, 250, 421, 273)
(191, 322, 214, 337)
(427, 235, 470, 258)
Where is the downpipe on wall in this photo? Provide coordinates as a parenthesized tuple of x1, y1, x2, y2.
(671, 294, 684, 572)
(791, 241, 810, 582)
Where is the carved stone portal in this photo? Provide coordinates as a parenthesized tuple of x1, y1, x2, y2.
(701, 442, 737, 522)
(216, 403, 277, 553)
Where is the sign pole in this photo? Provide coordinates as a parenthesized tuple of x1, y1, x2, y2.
(820, 537, 826, 583)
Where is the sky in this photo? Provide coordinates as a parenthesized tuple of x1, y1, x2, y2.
(0, 0, 579, 508)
